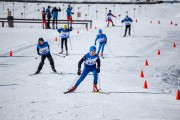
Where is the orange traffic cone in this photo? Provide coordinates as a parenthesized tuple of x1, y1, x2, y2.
(175, 23, 177, 26)
(145, 60, 149, 66)
(143, 80, 148, 89)
(140, 70, 144, 78)
(136, 19, 138, 22)
(158, 49, 161, 55)
(77, 30, 79, 34)
(150, 20, 152, 24)
(176, 89, 180, 100)
(54, 37, 58, 41)
(9, 51, 13, 56)
(173, 42, 176, 48)
(86, 28, 88, 31)
(158, 20, 160, 24)
(95, 26, 97, 29)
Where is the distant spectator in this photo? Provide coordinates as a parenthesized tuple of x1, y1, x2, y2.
(51, 6, 61, 29)
(66, 4, 74, 29)
(46, 6, 51, 29)
(42, 7, 46, 29)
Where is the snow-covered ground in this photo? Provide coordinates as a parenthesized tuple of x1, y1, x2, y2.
(0, 1, 180, 120)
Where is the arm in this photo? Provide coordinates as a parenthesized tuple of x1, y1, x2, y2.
(58, 7, 61, 12)
(78, 55, 86, 69)
(94, 36, 98, 45)
(112, 14, 117, 18)
(37, 47, 40, 55)
(96, 57, 101, 69)
(57, 28, 62, 33)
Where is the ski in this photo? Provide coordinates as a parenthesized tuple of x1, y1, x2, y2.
(92, 91, 110, 95)
(63, 91, 110, 95)
(52, 53, 65, 58)
(29, 73, 39, 76)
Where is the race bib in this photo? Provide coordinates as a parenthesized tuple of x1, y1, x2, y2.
(39, 46, 50, 54)
(85, 57, 98, 66)
(98, 38, 106, 43)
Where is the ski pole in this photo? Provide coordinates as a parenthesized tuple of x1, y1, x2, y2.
(120, 25, 123, 36)
(68, 33, 73, 50)
(35, 55, 40, 60)
(58, 33, 61, 46)
(132, 24, 136, 37)
(98, 73, 101, 91)
(69, 75, 79, 89)
(106, 44, 115, 56)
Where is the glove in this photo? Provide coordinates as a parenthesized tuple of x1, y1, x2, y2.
(94, 43, 96, 46)
(97, 68, 100, 73)
(105, 41, 107, 44)
(77, 68, 81, 75)
(37, 53, 41, 56)
(71, 12, 74, 14)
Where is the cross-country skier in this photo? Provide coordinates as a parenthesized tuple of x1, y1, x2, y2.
(106, 10, 117, 27)
(57, 24, 72, 55)
(42, 7, 46, 29)
(121, 15, 133, 37)
(51, 6, 61, 29)
(46, 6, 51, 29)
(34, 38, 56, 74)
(66, 4, 74, 29)
(94, 29, 107, 57)
(66, 46, 101, 93)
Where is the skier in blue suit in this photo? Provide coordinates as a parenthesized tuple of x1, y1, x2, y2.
(121, 15, 133, 37)
(57, 24, 72, 55)
(67, 46, 101, 93)
(34, 38, 56, 74)
(94, 29, 107, 57)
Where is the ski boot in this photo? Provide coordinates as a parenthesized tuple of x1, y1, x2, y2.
(67, 86, 77, 93)
(52, 67, 57, 72)
(66, 51, 68, 56)
(100, 52, 103, 57)
(34, 70, 40, 75)
(59, 50, 63, 54)
(93, 84, 99, 92)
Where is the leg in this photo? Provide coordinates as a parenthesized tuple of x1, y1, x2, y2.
(67, 16, 70, 28)
(97, 43, 102, 54)
(65, 38, 68, 52)
(47, 54, 56, 71)
(37, 55, 46, 73)
(74, 68, 90, 87)
(101, 43, 105, 53)
(129, 25, 131, 36)
(70, 16, 73, 28)
(52, 18, 55, 29)
(107, 20, 110, 27)
(59, 38, 64, 53)
(92, 68, 98, 85)
(111, 20, 115, 26)
(56, 18, 58, 29)
(124, 25, 128, 37)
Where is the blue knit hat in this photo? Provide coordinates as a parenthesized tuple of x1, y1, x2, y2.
(98, 29, 102, 33)
(89, 46, 96, 52)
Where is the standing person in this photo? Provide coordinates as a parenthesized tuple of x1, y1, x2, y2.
(34, 38, 56, 74)
(46, 6, 51, 29)
(66, 4, 74, 29)
(94, 29, 107, 57)
(66, 46, 101, 93)
(42, 7, 46, 29)
(106, 10, 117, 27)
(51, 6, 61, 29)
(57, 24, 72, 55)
(121, 15, 133, 37)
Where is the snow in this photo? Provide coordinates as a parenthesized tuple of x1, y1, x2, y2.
(0, 1, 180, 120)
